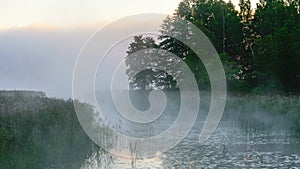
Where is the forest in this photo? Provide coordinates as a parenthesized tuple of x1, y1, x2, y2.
(125, 0, 300, 94)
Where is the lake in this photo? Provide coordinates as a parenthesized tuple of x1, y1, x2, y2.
(79, 92, 300, 169)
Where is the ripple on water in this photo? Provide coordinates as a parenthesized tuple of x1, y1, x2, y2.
(82, 121, 300, 168)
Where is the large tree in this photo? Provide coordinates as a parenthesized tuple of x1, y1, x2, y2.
(158, 0, 246, 90)
(125, 35, 180, 90)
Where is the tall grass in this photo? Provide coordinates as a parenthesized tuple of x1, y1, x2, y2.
(224, 93, 300, 135)
(0, 95, 105, 169)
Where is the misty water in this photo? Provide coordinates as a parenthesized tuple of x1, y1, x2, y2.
(78, 91, 300, 169)
(82, 122, 300, 168)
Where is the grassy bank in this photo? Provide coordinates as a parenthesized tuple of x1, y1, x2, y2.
(0, 95, 102, 169)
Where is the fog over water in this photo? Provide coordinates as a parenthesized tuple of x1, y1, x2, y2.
(0, 25, 134, 98)
(0, 27, 88, 97)
(80, 91, 300, 168)
(0, 17, 164, 98)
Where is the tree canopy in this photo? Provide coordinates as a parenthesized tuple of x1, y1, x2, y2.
(125, 0, 300, 93)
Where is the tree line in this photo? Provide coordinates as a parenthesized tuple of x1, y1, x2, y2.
(125, 0, 300, 94)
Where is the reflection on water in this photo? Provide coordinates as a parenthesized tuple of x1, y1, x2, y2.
(82, 121, 300, 168)
(81, 149, 114, 169)
(81, 93, 300, 168)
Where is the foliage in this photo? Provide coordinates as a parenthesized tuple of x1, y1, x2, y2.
(125, 0, 300, 93)
(252, 0, 300, 92)
(125, 35, 180, 90)
(0, 95, 106, 169)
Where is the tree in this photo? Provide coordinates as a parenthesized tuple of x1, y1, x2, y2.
(158, 0, 247, 90)
(125, 35, 180, 90)
(125, 0, 300, 93)
(238, 0, 257, 89)
(253, 0, 300, 92)
(130, 69, 177, 90)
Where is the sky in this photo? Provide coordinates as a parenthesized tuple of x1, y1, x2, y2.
(0, 0, 259, 98)
(0, 0, 259, 30)
(0, 0, 181, 30)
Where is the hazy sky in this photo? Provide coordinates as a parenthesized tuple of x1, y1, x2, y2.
(0, 0, 260, 98)
(0, 0, 259, 30)
(0, 0, 181, 30)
